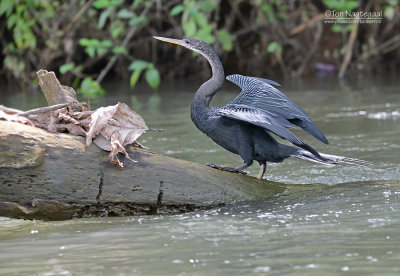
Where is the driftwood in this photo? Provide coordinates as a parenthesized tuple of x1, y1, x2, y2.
(0, 120, 285, 220)
(36, 69, 84, 111)
(0, 70, 288, 220)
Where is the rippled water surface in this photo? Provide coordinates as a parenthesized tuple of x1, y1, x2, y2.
(1, 76, 399, 275)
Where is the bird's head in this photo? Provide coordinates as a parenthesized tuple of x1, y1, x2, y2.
(153, 36, 213, 58)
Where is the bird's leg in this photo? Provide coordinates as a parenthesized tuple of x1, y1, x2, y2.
(231, 162, 250, 172)
(256, 161, 267, 180)
(205, 163, 248, 175)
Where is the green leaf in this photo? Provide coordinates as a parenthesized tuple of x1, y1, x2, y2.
(130, 69, 143, 88)
(110, 0, 124, 7)
(79, 38, 92, 46)
(97, 47, 107, 56)
(44, 5, 55, 18)
(323, 0, 338, 9)
(195, 24, 215, 44)
(324, 0, 358, 11)
(193, 12, 208, 27)
(145, 67, 160, 90)
(198, 0, 216, 12)
(4, 55, 25, 75)
(267, 41, 279, 53)
(384, 6, 395, 20)
(110, 20, 124, 39)
(112, 46, 127, 55)
(100, 40, 113, 48)
(183, 18, 196, 37)
(7, 14, 17, 29)
(128, 15, 147, 26)
(331, 24, 343, 32)
(133, 0, 144, 8)
(93, 0, 110, 9)
(16, 4, 25, 15)
(59, 62, 75, 74)
(170, 5, 184, 16)
(117, 9, 135, 19)
(217, 29, 233, 52)
(98, 10, 110, 29)
(187, 5, 197, 16)
(128, 60, 149, 71)
(32, 76, 38, 86)
(343, 1, 359, 11)
(345, 24, 354, 31)
(0, 0, 14, 16)
(86, 47, 95, 57)
(78, 77, 105, 97)
(261, 4, 276, 23)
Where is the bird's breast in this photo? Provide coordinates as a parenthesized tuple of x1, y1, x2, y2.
(192, 114, 239, 154)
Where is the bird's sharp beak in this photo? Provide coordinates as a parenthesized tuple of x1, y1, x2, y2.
(153, 36, 183, 46)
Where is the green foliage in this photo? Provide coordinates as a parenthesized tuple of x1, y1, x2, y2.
(79, 38, 113, 57)
(267, 41, 281, 54)
(180, 0, 216, 44)
(170, 5, 184, 16)
(0, 0, 59, 80)
(383, 0, 398, 20)
(4, 55, 25, 77)
(331, 24, 354, 33)
(1, 0, 397, 90)
(129, 15, 147, 26)
(59, 63, 76, 74)
(217, 29, 233, 52)
(260, 0, 288, 23)
(145, 68, 161, 90)
(2, 1, 37, 50)
(128, 60, 161, 90)
(324, 0, 359, 11)
(267, 41, 283, 61)
(112, 46, 127, 55)
(78, 77, 105, 97)
(324, 0, 359, 33)
(93, 0, 124, 9)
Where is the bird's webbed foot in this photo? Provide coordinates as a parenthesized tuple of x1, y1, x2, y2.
(205, 163, 247, 175)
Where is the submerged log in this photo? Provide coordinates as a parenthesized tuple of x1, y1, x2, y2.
(0, 120, 288, 220)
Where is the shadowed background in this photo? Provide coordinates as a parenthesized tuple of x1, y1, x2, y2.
(0, 0, 399, 94)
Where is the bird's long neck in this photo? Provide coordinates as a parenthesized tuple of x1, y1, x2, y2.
(191, 49, 225, 121)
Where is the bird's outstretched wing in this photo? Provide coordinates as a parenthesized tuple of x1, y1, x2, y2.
(226, 74, 329, 144)
(217, 106, 322, 158)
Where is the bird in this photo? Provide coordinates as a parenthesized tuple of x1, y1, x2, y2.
(153, 36, 369, 179)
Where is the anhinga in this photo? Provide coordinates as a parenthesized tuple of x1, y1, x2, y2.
(154, 36, 368, 179)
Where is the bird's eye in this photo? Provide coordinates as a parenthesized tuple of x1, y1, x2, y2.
(185, 40, 190, 44)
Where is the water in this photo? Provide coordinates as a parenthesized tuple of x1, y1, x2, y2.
(1, 75, 399, 275)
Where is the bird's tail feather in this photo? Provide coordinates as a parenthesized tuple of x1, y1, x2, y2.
(292, 149, 372, 166)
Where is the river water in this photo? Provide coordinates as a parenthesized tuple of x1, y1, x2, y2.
(1, 75, 399, 275)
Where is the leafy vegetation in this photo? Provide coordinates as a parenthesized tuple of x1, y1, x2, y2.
(0, 0, 399, 94)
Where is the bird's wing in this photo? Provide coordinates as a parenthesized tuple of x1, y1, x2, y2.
(217, 106, 322, 157)
(226, 74, 329, 144)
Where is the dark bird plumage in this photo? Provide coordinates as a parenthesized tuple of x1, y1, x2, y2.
(154, 36, 369, 179)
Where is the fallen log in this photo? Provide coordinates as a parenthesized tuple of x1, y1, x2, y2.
(0, 69, 291, 220)
(0, 120, 287, 220)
